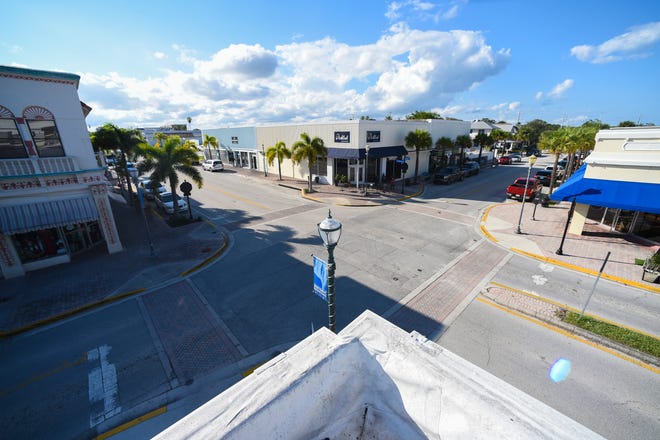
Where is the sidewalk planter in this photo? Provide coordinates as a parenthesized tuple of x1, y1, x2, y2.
(642, 251, 660, 283)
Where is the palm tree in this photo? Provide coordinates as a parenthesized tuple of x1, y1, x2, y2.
(137, 135, 203, 216)
(90, 123, 143, 204)
(404, 129, 432, 184)
(187, 116, 192, 130)
(473, 132, 492, 164)
(266, 141, 291, 180)
(203, 134, 219, 160)
(435, 136, 453, 168)
(153, 132, 168, 147)
(538, 130, 564, 195)
(455, 134, 472, 167)
(292, 133, 327, 193)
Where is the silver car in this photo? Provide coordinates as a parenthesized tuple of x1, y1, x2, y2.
(202, 159, 224, 172)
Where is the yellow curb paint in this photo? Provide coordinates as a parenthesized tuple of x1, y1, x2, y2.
(488, 281, 659, 340)
(511, 248, 660, 294)
(476, 296, 660, 374)
(480, 224, 498, 243)
(94, 406, 167, 440)
(180, 231, 229, 277)
(0, 288, 146, 338)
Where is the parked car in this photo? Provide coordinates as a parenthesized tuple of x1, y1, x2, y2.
(544, 165, 564, 178)
(202, 159, 224, 172)
(433, 166, 464, 184)
(506, 177, 542, 201)
(508, 154, 522, 162)
(139, 179, 167, 200)
(461, 161, 480, 177)
(533, 170, 554, 186)
(156, 192, 188, 214)
(498, 156, 512, 165)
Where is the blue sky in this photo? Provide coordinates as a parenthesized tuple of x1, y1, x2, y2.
(2, 0, 659, 129)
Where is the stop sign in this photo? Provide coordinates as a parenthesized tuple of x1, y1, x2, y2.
(179, 181, 193, 196)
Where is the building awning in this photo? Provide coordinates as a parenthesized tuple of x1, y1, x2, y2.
(327, 145, 408, 160)
(550, 165, 660, 214)
(0, 197, 99, 234)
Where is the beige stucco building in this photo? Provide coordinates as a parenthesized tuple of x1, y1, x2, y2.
(551, 126, 660, 241)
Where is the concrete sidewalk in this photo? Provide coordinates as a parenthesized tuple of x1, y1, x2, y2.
(0, 194, 227, 336)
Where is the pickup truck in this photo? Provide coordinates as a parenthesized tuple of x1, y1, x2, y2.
(506, 177, 542, 201)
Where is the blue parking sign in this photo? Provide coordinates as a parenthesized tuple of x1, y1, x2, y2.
(313, 255, 328, 302)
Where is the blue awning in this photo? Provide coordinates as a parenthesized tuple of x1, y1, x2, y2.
(327, 145, 408, 160)
(0, 197, 99, 234)
(550, 165, 660, 214)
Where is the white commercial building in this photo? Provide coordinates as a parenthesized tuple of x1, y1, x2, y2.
(205, 119, 472, 187)
(0, 66, 122, 278)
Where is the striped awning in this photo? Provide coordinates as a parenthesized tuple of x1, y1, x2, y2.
(0, 197, 99, 234)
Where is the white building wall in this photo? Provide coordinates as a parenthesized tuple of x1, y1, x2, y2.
(429, 119, 471, 141)
(586, 127, 660, 184)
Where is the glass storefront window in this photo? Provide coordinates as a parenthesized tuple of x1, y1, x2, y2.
(26, 119, 65, 157)
(0, 118, 28, 158)
(13, 228, 66, 263)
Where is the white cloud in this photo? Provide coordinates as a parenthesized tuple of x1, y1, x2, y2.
(570, 21, 660, 63)
(548, 79, 574, 98)
(79, 25, 509, 128)
(385, 0, 465, 23)
(536, 79, 574, 101)
(153, 52, 166, 59)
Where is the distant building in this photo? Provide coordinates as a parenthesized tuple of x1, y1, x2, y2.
(469, 120, 519, 139)
(204, 119, 471, 186)
(0, 66, 122, 278)
(137, 126, 202, 147)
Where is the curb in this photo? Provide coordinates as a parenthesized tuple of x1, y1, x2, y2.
(0, 231, 231, 338)
(300, 183, 425, 206)
(482, 287, 660, 371)
(479, 203, 660, 294)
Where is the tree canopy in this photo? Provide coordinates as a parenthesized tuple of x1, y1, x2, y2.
(406, 110, 443, 120)
(404, 129, 432, 183)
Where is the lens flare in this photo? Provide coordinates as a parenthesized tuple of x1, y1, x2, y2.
(549, 358, 571, 382)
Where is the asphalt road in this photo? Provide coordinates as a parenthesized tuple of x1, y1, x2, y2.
(437, 298, 660, 440)
(1, 158, 657, 438)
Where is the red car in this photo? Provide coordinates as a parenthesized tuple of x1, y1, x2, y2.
(498, 156, 512, 165)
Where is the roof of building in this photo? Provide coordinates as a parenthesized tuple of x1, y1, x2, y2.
(155, 311, 601, 439)
(0, 65, 80, 88)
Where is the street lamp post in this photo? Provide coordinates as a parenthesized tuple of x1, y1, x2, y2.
(262, 144, 268, 177)
(515, 154, 537, 234)
(318, 210, 342, 333)
(364, 144, 370, 196)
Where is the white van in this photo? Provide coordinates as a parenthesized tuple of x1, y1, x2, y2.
(202, 159, 224, 172)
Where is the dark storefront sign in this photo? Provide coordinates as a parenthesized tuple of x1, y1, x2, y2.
(334, 131, 350, 143)
(366, 131, 380, 143)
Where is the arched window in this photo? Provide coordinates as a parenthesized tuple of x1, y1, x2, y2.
(0, 105, 28, 158)
(23, 106, 64, 157)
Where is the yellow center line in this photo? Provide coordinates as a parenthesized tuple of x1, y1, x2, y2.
(0, 352, 88, 398)
(476, 296, 660, 374)
(207, 186, 270, 210)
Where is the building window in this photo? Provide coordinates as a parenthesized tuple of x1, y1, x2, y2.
(12, 228, 66, 263)
(0, 118, 28, 158)
(315, 156, 327, 176)
(23, 106, 65, 157)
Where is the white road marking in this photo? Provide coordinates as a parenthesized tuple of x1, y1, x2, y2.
(532, 274, 548, 285)
(538, 263, 554, 272)
(88, 345, 122, 427)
